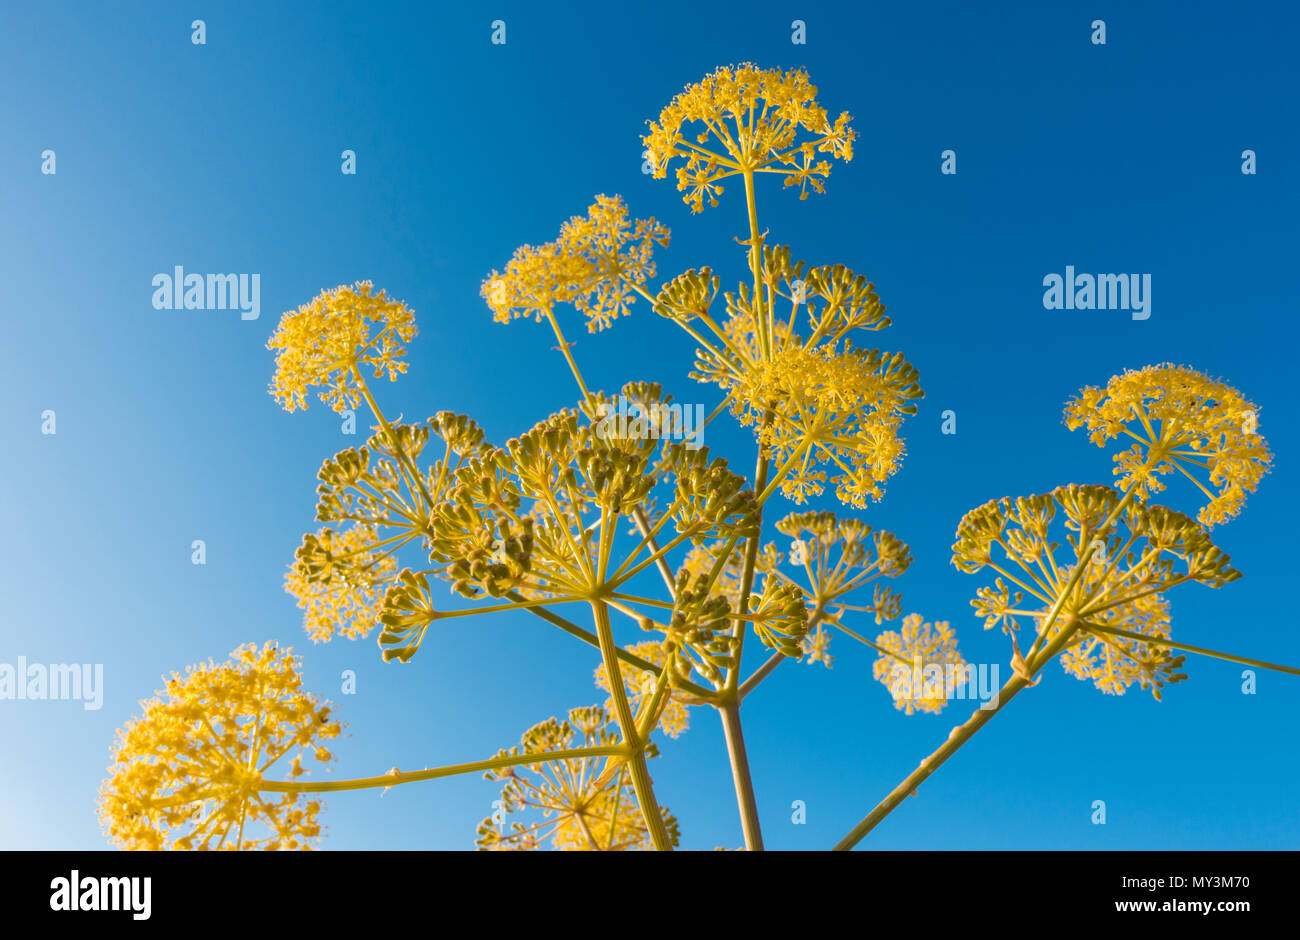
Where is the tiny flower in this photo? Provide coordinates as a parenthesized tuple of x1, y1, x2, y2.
(481, 194, 669, 333)
(286, 526, 399, 642)
(267, 281, 416, 413)
(643, 64, 856, 212)
(1063, 364, 1271, 527)
(477, 706, 678, 851)
(98, 643, 341, 850)
(873, 614, 966, 715)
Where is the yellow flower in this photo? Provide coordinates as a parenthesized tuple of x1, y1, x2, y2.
(704, 320, 921, 507)
(772, 511, 910, 667)
(476, 706, 679, 851)
(955, 485, 1241, 699)
(674, 248, 920, 509)
(481, 194, 669, 333)
(643, 64, 856, 212)
(98, 643, 341, 850)
(267, 281, 416, 413)
(285, 526, 399, 642)
(1050, 565, 1182, 699)
(1064, 364, 1271, 526)
(872, 614, 966, 715)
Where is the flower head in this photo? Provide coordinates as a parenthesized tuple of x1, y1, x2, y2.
(1064, 364, 1271, 526)
(955, 485, 1241, 699)
(268, 281, 416, 413)
(643, 64, 856, 212)
(699, 317, 921, 507)
(873, 614, 966, 715)
(98, 643, 341, 850)
(476, 706, 678, 851)
(482, 195, 669, 332)
(678, 249, 920, 508)
(286, 526, 399, 642)
(774, 510, 910, 667)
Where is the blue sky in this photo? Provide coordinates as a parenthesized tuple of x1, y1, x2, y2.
(2, 0, 1298, 850)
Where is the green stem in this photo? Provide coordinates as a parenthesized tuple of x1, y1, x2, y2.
(510, 591, 716, 700)
(254, 745, 627, 795)
(718, 700, 764, 850)
(352, 365, 433, 510)
(1081, 621, 1300, 676)
(593, 600, 673, 851)
(832, 617, 1081, 850)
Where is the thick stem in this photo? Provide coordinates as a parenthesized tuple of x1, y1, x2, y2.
(832, 618, 1080, 850)
(593, 601, 674, 851)
(718, 700, 764, 850)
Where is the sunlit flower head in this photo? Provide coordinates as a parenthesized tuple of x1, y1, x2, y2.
(476, 706, 679, 851)
(675, 248, 920, 509)
(1049, 565, 1183, 699)
(481, 194, 669, 332)
(711, 327, 922, 507)
(98, 643, 341, 850)
(957, 485, 1240, 700)
(1064, 364, 1271, 526)
(872, 614, 965, 715)
(286, 526, 399, 642)
(267, 281, 416, 413)
(643, 64, 856, 212)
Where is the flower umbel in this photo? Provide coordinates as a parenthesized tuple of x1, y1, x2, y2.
(98, 643, 340, 850)
(872, 614, 966, 715)
(482, 194, 669, 332)
(267, 281, 416, 413)
(1064, 364, 1271, 527)
(476, 706, 679, 851)
(643, 64, 856, 212)
(956, 485, 1240, 699)
(285, 526, 399, 642)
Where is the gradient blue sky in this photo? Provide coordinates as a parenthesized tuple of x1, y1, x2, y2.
(2, 0, 1298, 850)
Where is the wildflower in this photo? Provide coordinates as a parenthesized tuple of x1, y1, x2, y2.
(802, 626, 835, 667)
(954, 484, 1241, 699)
(1053, 565, 1184, 699)
(98, 643, 340, 850)
(476, 706, 678, 851)
(286, 526, 399, 642)
(775, 511, 912, 597)
(771, 511, 910, 667)
(1063, 364, 1271, 526)
(643, 64, 856, 212)
(686, 251, 921, 508)
(481, 195, 669, 332)
(267, 281, 416, 413)
(873, 615, 966, 715)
